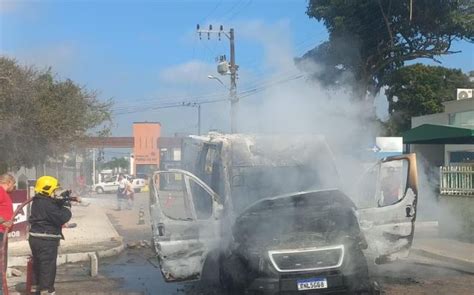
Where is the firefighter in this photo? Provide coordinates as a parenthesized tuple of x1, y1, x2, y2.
(28, 176, 72, 295)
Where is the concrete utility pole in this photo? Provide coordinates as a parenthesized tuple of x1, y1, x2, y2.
(92, 148, 96, 186)
(197, 24, 239, 133)
(182, 102, 202, 135)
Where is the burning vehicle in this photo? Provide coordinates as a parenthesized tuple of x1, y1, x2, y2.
(149, 133, 418, 294)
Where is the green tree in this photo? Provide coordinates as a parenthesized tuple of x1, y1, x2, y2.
(103, 157, 130, 170)
(383, 64, 474, 135)
(0, 57, 113, 173)
(298, 0, 474, 99)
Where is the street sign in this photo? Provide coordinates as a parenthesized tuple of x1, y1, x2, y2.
(8, 190, 29, 241)
(371, 137, 403, 159)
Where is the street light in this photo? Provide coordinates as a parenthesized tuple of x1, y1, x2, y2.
(207, 75, 229, 90)
(207, 74, 238, 133)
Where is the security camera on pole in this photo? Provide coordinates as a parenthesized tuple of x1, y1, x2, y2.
(197, 24, 239, 133)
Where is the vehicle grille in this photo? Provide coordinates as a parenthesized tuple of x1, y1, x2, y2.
(268, 245, 344, 272)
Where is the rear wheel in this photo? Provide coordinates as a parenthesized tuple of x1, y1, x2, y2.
(95, 187, 104, 194)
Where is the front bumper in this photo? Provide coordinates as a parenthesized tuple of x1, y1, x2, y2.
(247, 271, 367, 295)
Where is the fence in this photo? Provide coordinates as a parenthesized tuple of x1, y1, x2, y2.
(440, 165, 474, 196)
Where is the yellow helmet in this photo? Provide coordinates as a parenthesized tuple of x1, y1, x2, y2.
(35, 176, 60, 197)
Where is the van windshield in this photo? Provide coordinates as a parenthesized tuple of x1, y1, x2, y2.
(228, 136, 341, 213)
(231, 164, 339, 213)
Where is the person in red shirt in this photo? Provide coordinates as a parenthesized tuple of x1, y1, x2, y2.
(0, 173, 15, 295)
(0, 173, 15, 238)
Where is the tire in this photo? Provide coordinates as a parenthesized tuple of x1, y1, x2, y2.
(95, 187, 104, 194)
(219, 254, 247, 294)
(346, 247, 372, 294)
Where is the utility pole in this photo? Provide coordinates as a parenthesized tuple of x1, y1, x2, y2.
(229, 28, 238, 134)
(182, 102, 202, 135)
(92, 148, 96, 186)
(197, 104, 201, 136)
(197, 24, 239, 133)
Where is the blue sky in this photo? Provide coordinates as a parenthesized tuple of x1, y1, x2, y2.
(1, 0, 473, 141)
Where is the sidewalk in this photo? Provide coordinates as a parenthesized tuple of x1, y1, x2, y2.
(410, 221, 474, 273)
(7, 201, 124, 267)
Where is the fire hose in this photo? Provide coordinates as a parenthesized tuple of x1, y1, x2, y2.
(0, 191, 80, 295)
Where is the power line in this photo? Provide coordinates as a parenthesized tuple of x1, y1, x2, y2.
(198, 0, 224, 25)
(113, 72, 305, 117)
(114, 98, 228, 116)
(227, 0, 253, 21)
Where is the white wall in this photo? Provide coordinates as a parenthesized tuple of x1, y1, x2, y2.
(443, 98, 474, 113)
(412, 113, 448, 128)
(411, 98, 474, 128)
(411, 144, 445, 167)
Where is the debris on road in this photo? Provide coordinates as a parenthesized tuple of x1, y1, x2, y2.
(126, 240, 151, 249)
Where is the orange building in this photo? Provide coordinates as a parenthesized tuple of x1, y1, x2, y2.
(132, 122, 161, 175)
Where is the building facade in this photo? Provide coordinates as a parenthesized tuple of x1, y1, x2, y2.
(408, 98, 474, 167)
(132, 122, 161, 176)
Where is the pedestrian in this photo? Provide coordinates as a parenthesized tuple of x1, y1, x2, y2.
(29, 176, 72, 295)
(125, 178, 134, 210)
(116, 174, 128, 211)
(0, 173, 15, 295)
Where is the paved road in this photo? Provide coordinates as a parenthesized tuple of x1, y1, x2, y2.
(73, 192, 474, 294)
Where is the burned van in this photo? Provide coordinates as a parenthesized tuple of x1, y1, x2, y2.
(149, 133, 418, 294)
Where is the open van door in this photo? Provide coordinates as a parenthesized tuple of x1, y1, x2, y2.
(149, 169, 223, 282)
(355, 153, 418, 264)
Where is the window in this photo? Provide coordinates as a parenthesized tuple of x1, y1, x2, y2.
(449, 110, 474, 128)
(354, 159, 408, 208)
(450, 151, 474, 164)
(154, 171, 214, 220)
(156, 172, 192, 220)
(198, 145, 223, 196)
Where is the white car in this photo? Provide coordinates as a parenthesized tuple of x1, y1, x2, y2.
(94, 175, 140, 194)
(93, 176, 119, 194)
(130, 178, 146, 193)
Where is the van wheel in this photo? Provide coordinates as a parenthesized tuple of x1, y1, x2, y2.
(219, 254, 247, 294)
(95, 187, 104, 194)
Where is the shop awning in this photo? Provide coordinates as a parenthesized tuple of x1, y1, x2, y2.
(403, 124, 474, 144)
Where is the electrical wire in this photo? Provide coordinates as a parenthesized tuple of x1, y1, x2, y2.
(113, 72, 305, 117)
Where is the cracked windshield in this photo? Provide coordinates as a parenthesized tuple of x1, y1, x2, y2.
(1, 0, 473, 294)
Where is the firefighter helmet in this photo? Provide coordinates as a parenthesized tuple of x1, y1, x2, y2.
(35, 176, 60, 197)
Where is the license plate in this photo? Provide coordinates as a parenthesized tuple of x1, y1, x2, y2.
(297, 277, 328, 290)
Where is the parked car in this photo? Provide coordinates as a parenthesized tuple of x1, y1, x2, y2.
(92, 175, 132, 194)
(130, 177, 146, 193)
(149, 134, 418, 294)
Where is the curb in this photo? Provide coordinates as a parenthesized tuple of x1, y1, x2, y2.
(410, 248, 474, 273)
(8, 241, 125, 267)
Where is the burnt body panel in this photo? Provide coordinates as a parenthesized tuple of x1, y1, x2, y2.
(150, 133, 418, 293)
(223, 190, 371, 294)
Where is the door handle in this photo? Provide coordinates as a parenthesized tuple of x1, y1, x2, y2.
(405, 205, 413, 217)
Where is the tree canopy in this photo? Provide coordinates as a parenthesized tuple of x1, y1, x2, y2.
(0, 57, 113, 173)
(103, 157, 130, 170)
(383, 64, 474, 135)
(298, 0, 474, 99)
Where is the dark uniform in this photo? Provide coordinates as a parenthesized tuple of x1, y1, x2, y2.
(28, 194, 72, 294)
